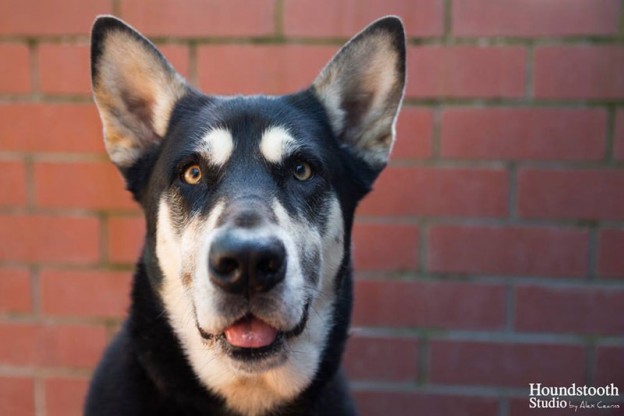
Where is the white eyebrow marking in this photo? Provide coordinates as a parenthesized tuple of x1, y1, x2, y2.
(260, 126, 296, 163)
(200, 128, 234, 166)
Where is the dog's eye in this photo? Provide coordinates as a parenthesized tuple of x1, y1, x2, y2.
(182, 164, 202, 185)
(293, 161, 313, 181)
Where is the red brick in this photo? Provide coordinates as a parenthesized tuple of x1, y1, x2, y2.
(284, 0, 444, 37)
(0, 323, 106, 368)
(0, 44, 31, 93)
(535, 46, 624, 99)
(40, 325, 106, 368)
(441, 108, 606, 161)
(407, 46, 526, 98)
(515, 286, 624, 335)
(108, 216, 145, 264)
(392, 107, 433, 159)
(0, 377, 34, 416)
(614, 110, 624, 161)
(429, 340, 585, 387)
(0, 215, 100, 264)
(41, 269, 131, 319)
(518, 169, 624, 221)
(353, 279, 506, 330)
(0, 161, 27, 207)
(45, 377, 89, 416)
(4, 323, 44, 366)
(39, 44, 90, 95)
(453, 0, 620, 37)
(428, 226, 589, 277)
(344, 336, 418, 382)
(355, 391, 499, 416)
(197, 45, 335, 95)
(352, 224, 418, 271)
(594, 346, 624, 387)
(157, 44, 190, 78)
(0, 104, 105, 153)
(359, 167, 508, 217)
(598, 229, 624, 278)
(34, 162, 135, 210)
(0, 267, 31, 313)
(120, 0, 275, 37)
(0, 0, 111, 35)
(38, 43, 189, 96)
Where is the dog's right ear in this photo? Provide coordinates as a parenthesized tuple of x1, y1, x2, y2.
(312, 16, 406, 172)
(91, 16, 188, 169)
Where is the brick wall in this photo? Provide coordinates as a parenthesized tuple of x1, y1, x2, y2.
(0, 1, 623, 415)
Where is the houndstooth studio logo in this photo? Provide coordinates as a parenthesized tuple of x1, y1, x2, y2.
(529, 383, 621, 411)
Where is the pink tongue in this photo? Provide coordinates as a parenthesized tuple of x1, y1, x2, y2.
(224, 316, 278, 348)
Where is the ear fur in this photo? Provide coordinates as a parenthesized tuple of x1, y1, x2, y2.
(91, 16, 188, 169)
(312, 16, 406, 169)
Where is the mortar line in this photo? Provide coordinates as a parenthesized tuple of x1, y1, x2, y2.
(417, 335, 429, 386)
(23, 152, 37, 212)
(418, 220, 429, 275)
(188, 41, 199, 87)
(100, 214, 110, 266)
(525, 43, 535, 99)
(499, 396, 510, 416)
(31, 266, 42, 318)
(619, 0, 624, 39)
(111, 0, 121, 17)
(432, 104, 443, 159)
(507, 162, 518, 219)
(587, 227, 599, 281)
(505, 281, 516, 333)
(1, 34, 623, 46)
(443, 0, 453, 45)
(34, 376, 45, 416)
(28, 39, 40, 100)
(605, 105, 616, 162)
(274, 0, 285, 39)
(586, 341, 597, 385)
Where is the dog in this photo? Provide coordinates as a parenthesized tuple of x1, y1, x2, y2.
(84, 14, 406, 416)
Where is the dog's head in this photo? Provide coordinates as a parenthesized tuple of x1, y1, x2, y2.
(91, 15, 405, 415)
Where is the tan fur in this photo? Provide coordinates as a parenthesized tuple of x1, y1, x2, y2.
(93, 29, 187, 167)
(313, 29, 404, 167)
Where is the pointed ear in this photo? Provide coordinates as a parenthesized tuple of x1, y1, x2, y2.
(91, 16, 189, 169)
(312, 16, 406, 169)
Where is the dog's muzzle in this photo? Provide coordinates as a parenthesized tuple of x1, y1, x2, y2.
(203, 203, 294, 352)
(207, 229, 288, 349)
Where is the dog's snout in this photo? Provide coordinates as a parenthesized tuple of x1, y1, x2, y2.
(209, 231, 286, 295)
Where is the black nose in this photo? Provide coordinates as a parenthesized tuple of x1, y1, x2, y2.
(208, 231, 286, 295)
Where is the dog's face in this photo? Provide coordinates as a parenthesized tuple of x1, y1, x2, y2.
(150, 98, 350, 412)
(91, 16, 405, 415)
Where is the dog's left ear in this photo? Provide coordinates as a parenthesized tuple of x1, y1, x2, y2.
(312, 16, 406, 170)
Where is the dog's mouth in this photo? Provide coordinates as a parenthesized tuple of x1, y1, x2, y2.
(224, 314, 279, 348)
(197, 302, 310, 362)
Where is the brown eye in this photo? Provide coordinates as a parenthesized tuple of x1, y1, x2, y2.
(293, 161, 313, 181)
(183, 164, 202, 185)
